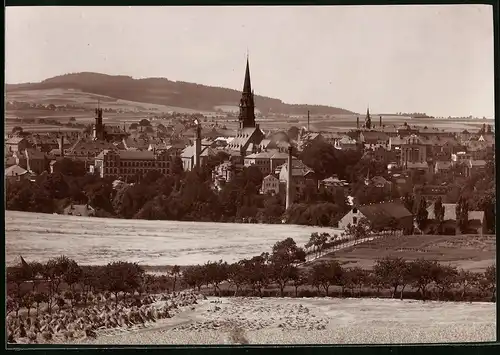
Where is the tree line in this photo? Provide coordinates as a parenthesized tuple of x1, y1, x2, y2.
(181, 240, 496, 302)
(7, 237, 496, 319)
(5, 152, 350, 226)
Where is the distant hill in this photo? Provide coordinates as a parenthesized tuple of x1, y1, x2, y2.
(6, 72, 355, 116)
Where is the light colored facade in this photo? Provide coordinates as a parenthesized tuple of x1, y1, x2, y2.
(5, 164, 30, 182)
(261, 174, 280, 195)
(401, 135, 427, 169)
(6, 137, 31, 153)
(94, 149, 173, 179)
(338, 206, 366, 229)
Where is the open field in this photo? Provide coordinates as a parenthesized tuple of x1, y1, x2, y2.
(6, 88, 209, 114)
(313, 234, 496, 273)
(5, 211, 342, 266)
(4, 123, 84, 133)
(6, 211, 495, 272)
(6, 88, 493, 133)
(75, 296, 495, 344)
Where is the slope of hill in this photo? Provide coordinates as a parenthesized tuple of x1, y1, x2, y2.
(6, 72, 355, 116)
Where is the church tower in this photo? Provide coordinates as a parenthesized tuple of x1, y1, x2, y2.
(238, 57, 256, 130)
(365, 107, 372, 130)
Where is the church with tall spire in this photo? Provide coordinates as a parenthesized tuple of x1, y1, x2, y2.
(226, 55, 264, 156)
(238, 56, 256, 130)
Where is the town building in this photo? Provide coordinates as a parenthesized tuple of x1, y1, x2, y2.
(180, 144, 215, 171)
(94, 149, 174, 179)
(13, 148, 47, 175)
(318, 175, 349, 194)
(427, 202, 486, 235)
(5, 164, 31, 182)
(5, 137, 31, 153)
(400, 135, 429, 171)
(278, 160, 317, 198)
(260, 174, 280, 195)
(338, 201, 413, 234)
(63, 204, 96, 217)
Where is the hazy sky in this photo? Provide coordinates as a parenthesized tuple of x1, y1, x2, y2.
(5, 5, 494, 117)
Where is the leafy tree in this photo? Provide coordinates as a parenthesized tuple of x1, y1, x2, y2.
(401, 192, 415, 214)
(309, 260, 343, 296)
(269, 238, 306, 296)
(434, 197, 445, 234)
(227, 262, 247, 296)
(62, 259, 83, 292)
(183, 265, 205, 292)
(241, 253, 269, 297)
(290, 267, 307, 297)
(139, 119, 151, 126)
(455, 196, 469, 233)
(102, 261, 145, 304)
(33, 292, 49, 316)
(170, 265, 181, 293)
(431, 264, 458, 300)
(416, 197, 429, 230)
(203, 260, 229, 296)
(456, 269, 479, 301)
(373, 257, 410, 299)
(482, 265, 496, 301)
(21, 292, 35, 317)
(408, 259, 437, 300)
(348, 267, 369, 297)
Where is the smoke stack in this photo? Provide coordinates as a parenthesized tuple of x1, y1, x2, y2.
(379, 116, 382, 127)
(194, 120, 202, 171)
(286, 145, 293, 210)
(356, 116, 360, 129)
(59, 135, 64, 158)
(307, 110, 310, 131)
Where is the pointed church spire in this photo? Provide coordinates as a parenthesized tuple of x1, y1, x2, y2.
(366, 106, 370, 119)
(243, 55, 252, 94)
(238, 55, 256, 129)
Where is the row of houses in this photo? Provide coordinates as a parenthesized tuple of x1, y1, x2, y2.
(338, 200, 487, 235)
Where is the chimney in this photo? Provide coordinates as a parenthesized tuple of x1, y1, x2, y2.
(58, 135, 64, 158)
(307, 110, 310, 131)
(194, 121, 202, 171)
(356, 116, 360, 129)
(285, 145, 293, 210)
(379, 115, 382, 128)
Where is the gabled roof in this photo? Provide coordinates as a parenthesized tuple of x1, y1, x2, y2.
(427, 203, 485, 222)
(358, 201, 412, 222)
(263, 174, 279, 181)
(361, 131, 389, 141)
(389, 137, 405, 146)
(180, 145, 212, 158)
(6, 137, 26, 144)
(435, 161, 452, 170)
(63, 204, 95, 217)
(467, 159, 487, 168)
(5, 164, 28, 176)
(245, 151, 274, 159)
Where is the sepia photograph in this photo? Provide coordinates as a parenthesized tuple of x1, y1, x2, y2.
(4, 4, 496, 346)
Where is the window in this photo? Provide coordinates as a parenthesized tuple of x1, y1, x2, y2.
(352, 217, 358, 225)
(353, 208, 358, 213)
